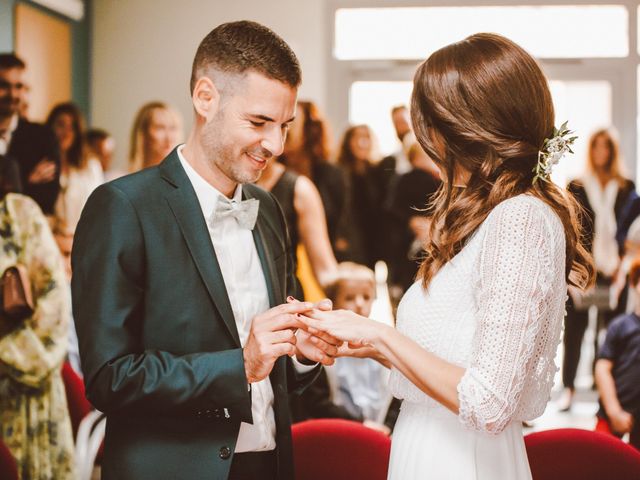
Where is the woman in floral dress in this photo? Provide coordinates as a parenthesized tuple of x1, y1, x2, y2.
(0, 187, 74, 479)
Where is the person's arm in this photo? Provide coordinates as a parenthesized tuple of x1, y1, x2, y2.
(72, 184, 253, 419)
(17, 126, 60, 216)
(0, 195, 70, 388)
(294, 175, 337, 287)
(303, 200, 558, 433)
(595, 358, 634, 434)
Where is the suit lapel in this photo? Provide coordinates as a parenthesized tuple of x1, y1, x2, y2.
(160, 151, 241, 347)
(244, 187, 283, 307)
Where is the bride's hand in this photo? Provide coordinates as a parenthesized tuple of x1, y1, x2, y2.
(338, 343, 391, 368)
(299, 309, 385, 349)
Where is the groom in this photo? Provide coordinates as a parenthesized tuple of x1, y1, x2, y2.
(72, 21, 338, 480)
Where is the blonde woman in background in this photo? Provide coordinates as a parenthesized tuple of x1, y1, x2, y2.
(46, 102, 104, 236)
(560, 129, 636, 411)
(128, 101, 182, 173)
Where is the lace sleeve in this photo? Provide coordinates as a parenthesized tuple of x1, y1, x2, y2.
(457, 198, 559, 434)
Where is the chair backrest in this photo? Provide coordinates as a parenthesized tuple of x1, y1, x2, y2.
(61, 362, 92, 438)
(292, 419, 391, 480)
(525, 428, 640, 480)
(0, 439, 18, 480)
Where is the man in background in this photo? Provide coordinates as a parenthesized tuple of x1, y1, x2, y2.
(0, 53, 59, 215)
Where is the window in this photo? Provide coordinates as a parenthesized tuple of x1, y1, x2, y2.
(349, 81, 413, 156)
(548, 80, 612, 185)
(335, 6, 628, 60)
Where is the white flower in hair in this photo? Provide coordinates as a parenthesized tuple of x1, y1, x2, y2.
(533, 121, 577, 184)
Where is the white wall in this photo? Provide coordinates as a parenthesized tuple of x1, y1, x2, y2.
(92, 0, 327, 169)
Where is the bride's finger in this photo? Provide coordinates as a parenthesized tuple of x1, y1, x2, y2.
(303, 308, 332, 321)
(296, 314, 326, 334)
(309, 329, 342, 347)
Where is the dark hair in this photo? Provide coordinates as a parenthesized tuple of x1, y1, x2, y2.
(337, 124, 374, 171)
(298, 100, 331, 161)
(86, 128, 110, 145)
(0, 53, 25, 70)
(46, 102, 88, 169)
(411, 33, 594, 290)
(190, 20, 301, 94)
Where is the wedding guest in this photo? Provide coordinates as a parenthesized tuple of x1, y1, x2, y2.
(376, 108, 415, 295)
(337, 124, 383, 267)
(595, 256, 640, 450)
(289, 262, 390, 434)
(280, 100, 347, 255)
(328, 262, 390, 423)
(0, 166, 74, 479)
(0, 53, 60, 215)
(128, 101, 182, 172)
(560, 128, 635, 411)
(387, 142, 441, 292)
(46, 102, 104, 235)
(255, 157, 337, 295)
(86, 128, 121, 181)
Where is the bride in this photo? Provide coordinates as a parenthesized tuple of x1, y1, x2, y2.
(301, 33, 594, 479)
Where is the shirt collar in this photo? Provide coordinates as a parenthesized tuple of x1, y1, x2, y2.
(177, 144, 242, 219)
(7, 114, 19, 135)
(0, 114, 18, 139)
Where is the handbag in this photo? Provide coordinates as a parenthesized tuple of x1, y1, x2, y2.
(0, 264, 34, 322)
(571, 283, 616, 312)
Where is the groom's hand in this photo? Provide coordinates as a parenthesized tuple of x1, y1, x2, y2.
(244, 303, 310, 383)
(288, 298, 342, 366)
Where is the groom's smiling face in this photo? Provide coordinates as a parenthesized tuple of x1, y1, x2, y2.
(201, 70, 297, 186)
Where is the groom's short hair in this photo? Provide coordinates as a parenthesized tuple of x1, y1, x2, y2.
(190, 20, 301, 94)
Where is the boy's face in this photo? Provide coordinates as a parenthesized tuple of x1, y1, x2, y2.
(334, 278, 375, 317)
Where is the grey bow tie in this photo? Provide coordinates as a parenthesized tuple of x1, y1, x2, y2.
(210, 197, 259, 230)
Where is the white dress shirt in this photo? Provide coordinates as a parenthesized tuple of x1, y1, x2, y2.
(55, 158, 104, 234)
(0, 114, 19, 156)
(178, 146, 314, 452)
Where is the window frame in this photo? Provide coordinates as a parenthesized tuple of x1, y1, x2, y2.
(324, 0, 640, 184)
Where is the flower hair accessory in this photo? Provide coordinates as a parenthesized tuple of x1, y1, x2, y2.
(533, 121, 577, 184)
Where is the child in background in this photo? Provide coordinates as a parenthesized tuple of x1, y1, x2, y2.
(595, 256, 640, 450)
(324, 262, 391, 424)
(288, 262, 390, 432)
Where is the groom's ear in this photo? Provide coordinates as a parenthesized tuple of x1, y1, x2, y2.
(192, 76, 221, 121)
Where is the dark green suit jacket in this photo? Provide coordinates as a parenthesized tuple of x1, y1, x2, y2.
(71, 149, 317, 480)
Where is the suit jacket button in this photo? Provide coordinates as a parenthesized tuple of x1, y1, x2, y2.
(219, 446, 231, 460)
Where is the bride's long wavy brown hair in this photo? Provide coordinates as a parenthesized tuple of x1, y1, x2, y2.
(412, 33, 594, 290)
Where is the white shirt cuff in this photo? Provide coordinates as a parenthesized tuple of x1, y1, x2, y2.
(292, 356, 318, 373)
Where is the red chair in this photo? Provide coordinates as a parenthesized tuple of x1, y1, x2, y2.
(61, 362, 105, 480)
(61, 362, 92, 438)
(525, 428, 640, 480)
(0, 439, 18, 480)
(292, 419, 391, 480)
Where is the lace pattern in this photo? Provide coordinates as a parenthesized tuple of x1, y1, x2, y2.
(390, 195, 567, 434)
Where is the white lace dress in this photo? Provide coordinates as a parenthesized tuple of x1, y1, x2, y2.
(387, 195, 567, 480)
